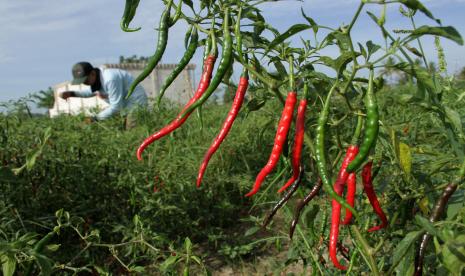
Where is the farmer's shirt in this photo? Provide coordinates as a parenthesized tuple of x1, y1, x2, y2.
(74, 67, 148, 120)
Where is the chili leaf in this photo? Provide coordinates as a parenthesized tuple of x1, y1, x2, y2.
(300, 7, 318, 34)
(270, 57, 287, 79)
(399, 142, 412, 175)
(191, 256, 202, 265)
(323, 30, 351, 51)
(358, 42, 367, 58)
(245, 226, 260, 237)
(265, 24, 311, 54)
(254, 11, 266, 36)
(406, 26, 463, 46)
(367, 11, 381, 26)
(391, 230, 423, 270)
(319, 52, 359, 75)
(160, 255, 181, 272)
(366, 40, 381, 58)
(184, 237, 192, 255)
(245, 98, 266, 115)
(440, 234, 465, 274)
(1, 255, 16, 276)
(397, 0, 439, 24)
(444, 106, 463, 137)
(32, 252, 53, 276)
(405, 45, 423, 57)
(392, 62, 436, 92)
(415, 215, 439, 237)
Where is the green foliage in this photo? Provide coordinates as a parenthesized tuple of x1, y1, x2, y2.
(31, 87, 55, 110)
(0, 102, 279, 274)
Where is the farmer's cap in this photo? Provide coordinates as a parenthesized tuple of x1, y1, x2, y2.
(71, 62, 94, 85)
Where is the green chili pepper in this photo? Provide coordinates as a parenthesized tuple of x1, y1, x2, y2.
(157, 28, 199, 106)
(179, 8, 232, 117)
(126, 0, 172, 99)
(121, 0, 141, 32)
(346, 67, 379, 173)
(315, 81, 358, 216)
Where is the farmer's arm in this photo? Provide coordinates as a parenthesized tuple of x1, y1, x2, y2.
(95, 80, 124, 120)
(61, 87, 93, 99)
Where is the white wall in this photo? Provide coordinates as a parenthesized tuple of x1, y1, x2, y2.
(49, 82, 109, 118)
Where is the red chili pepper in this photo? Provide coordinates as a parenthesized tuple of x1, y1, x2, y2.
(278, 98, 307, 193)
(136, 55, 216, 160)
(329, 176, 347, 270)
(329, 145, 359, 270)
(342, 172, 356, 225)
(245, 91, 297, 197)
(196, 70, 249, 187)
(336, 145, 359, 188)
(362, 161, 388, 232)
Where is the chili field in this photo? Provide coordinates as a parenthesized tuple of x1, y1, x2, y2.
(1, 82, 464, 274)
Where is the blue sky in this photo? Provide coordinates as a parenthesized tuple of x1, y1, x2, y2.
(0, 0, 464, 103)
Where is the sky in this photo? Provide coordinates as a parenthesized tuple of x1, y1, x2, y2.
(0, 0, 464, 104)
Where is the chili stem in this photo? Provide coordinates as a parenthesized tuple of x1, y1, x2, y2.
(351, 226, 380, 276)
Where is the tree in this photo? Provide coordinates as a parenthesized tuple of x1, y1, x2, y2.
(32, 87, 55, 115)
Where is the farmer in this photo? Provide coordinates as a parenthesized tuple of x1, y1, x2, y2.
(60, 61, 148, 128)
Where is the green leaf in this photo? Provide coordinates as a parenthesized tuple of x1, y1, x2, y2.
(399, 142, 412, 175)
(324, 30, 351, 51)
(244, 226, 260, 237)
(367, 11, 381, 26)
(393, 62, 436, 92)
(1, 255, 16, 276)
(184, 237, 192, 255)
(33, 252, 53, 276)
(358, 42, 367, 58)
(266, 24, 311, 54)
(270, 57, 287, 79)
(320, 52, 360, 75)
(440, 234, 465, 274)
(414, 215, 438, 237)
(444, 106, 463, 137)
(391, 230, 423, 269)
(407, 26, 463, 46)
(395, 243, 415, 276)
(253, 11, 265, 36)
(160, 255, 181, 272)
(300, 8, 318, 34)
(190, 256, 202, 265)
(366, 40, 381, 58)
(43, 126, 52, 141)
(129, 265, 145, 273)
(397, 0, 439, 23)
(253, 21, 265, 37)
(446, 189, 464, 219)
(335, 52, 359, 75)
(405, 45, 423, 58)
(45, 244, 61, 252)
(245, 98, 266, 114)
